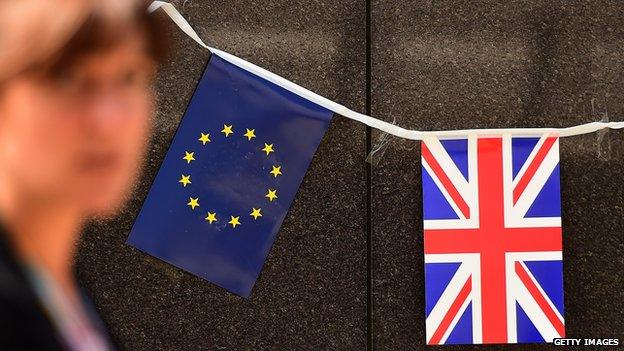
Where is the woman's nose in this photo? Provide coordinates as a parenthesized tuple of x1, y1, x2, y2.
(84, 85, 134, 132)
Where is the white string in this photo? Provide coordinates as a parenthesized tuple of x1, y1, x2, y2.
(148, 1, 624, 140)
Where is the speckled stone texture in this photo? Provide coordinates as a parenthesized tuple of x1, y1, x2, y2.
(370, 1, 624, 350)
(74, 0, 624, 349)
(75, 1, 366, 350)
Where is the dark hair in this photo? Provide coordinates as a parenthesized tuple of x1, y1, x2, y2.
(30, 2, 168, 78)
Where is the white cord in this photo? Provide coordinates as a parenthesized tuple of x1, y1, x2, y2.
(148, 1, 624, 140)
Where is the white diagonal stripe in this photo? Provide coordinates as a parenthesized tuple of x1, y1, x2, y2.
(511, 135, 550, 187)
(513, 139, 559, 218)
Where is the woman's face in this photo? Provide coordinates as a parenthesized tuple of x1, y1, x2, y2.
(0, 34, 156, 217)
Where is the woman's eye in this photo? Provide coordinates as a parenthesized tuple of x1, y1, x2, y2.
(54, 70, 81, 88)
(120, 69, 149, 88)
(122, 71, 136, 85)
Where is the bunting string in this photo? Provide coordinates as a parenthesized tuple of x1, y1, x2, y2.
(148, 1, 624, 140)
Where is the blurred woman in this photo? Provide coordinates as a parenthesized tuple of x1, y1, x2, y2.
(0, 0, 166, 349)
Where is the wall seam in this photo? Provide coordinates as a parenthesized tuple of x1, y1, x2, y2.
(365, 0, 373, 350)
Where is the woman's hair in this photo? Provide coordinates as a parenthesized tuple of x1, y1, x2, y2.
(0, 0, 168, 82)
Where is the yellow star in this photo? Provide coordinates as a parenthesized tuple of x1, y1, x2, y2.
(228, 216, 241, 228)
(250, 208, 262, 220)
(221, 124, 234, 137)
(270, 165, 282, 178)
(179, 174, 192, 187)
(243, 128, 256, 141)
(205, 212, 217, 224)
(183, 151, 195, 164)
(262, 143, 275, 155)
(265, 189, 278, 202)
(198, 133, 211, 145)
(187, 197, 200, 210)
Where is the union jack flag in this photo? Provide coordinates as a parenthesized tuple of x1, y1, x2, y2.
(421, 134, 565, 345)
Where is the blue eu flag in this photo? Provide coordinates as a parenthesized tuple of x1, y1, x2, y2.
(128, 54, 333, 297)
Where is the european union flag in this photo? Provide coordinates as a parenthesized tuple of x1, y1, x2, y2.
(128, 53, 333, 297)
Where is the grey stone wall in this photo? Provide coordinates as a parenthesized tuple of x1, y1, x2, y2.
(76, 1, 623, 350)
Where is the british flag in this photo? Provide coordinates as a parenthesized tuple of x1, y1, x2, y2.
(421, 134, 565, 345)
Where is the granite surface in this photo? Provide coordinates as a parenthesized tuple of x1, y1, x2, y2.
(370, 1, 624, 350)
(76, 1, 367, 350)
(74, 0, 624, 350)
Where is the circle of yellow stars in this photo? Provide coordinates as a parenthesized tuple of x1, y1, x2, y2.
(179, 123, 283, 229)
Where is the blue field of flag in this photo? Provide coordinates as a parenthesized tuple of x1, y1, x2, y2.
(128, 54, 333, 297)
